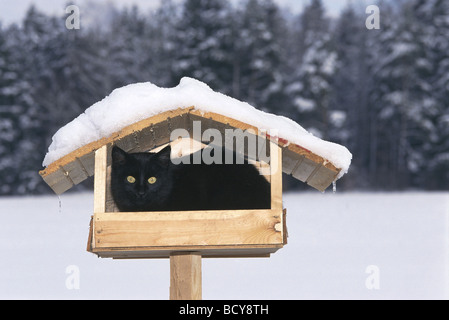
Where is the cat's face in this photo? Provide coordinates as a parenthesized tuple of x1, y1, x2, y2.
(110, 145, 173, 211)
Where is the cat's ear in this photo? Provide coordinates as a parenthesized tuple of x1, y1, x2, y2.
(112, 146, 127, 165)
(155, 145, 171, 167)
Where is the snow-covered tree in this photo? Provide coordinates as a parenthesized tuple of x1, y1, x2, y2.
(0, 0, 448, 194)
(288, 0, 336, 140)
(414, 0, 449, 189)
(105, 6, 150, 89)
(8, 6, 109, 193)
(0, 25, 33, 194)
(369, 1, 437, 188)
(146, 0, 181, 87)
(172, 0, 234, 94)
(331, 5, 363, 147)
(233, 0, 289, 115)
(14, 6, 64, 194)
(330, 4, 397, 188)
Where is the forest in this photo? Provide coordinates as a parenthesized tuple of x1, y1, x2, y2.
(0, 0, 448, 195)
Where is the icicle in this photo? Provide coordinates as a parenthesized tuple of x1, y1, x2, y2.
(332, 180, 337, 194)
(57, 195, 62, 214)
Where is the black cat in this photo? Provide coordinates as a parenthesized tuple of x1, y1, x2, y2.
(110, 145, 271, 212)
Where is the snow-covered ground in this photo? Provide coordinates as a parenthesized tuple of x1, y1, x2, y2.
(0, 191, 448, 300)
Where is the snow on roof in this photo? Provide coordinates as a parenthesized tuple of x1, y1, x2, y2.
(42, 77, 352, 178)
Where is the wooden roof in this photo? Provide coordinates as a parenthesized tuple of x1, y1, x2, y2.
(39, 107, 341, 194)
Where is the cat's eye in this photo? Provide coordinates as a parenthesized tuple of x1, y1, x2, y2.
(127, 176, 136, 183)
(148, 177, 157, 184)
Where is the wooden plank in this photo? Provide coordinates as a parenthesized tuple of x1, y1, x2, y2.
(270, 141, 283, 211)
(91, 246, 278, 259)
(257, 134, 270, 164)
(62, 158, 89, 185)
(114, 132, 139, 153)
(110, 107, 194, 148)
(88, 216, 284, 259)
(282, 148, 300, 175)
(134, 125, 157, 152)
(306, 165, 339, 192)
(291, 157, 319, 182)
(168, 112, 191, 141)
(282, 209, 288, 245)
(93, 145, 108, 214)
(189, 110, 260, 137)
(87, 216, 94, 252)
(288, 143, 339, 173)
(78, 152, 95, 176)
(41, 168, 74, 195)
(93, 210, 283, 248)
(170, 252, 202, 300)
(151, 120, 172, 147)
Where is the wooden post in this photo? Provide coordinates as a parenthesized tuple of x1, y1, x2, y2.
(94, 145, 108, 214)
(270, 140, 283, 211)
(170, 252, 202, 300)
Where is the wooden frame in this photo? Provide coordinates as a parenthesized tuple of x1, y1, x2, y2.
(87, 138, 287, 259)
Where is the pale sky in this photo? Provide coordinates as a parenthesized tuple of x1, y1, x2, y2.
(0, 0, 354, 26)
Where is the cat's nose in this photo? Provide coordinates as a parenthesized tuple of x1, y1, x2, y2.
(137, 190, 145, 197)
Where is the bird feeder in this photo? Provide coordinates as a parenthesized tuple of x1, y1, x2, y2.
(39, 79, 351, 299)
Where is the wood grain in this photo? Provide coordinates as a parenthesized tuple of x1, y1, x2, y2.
(93, 209, 283, 248)
(93, 145, 107, 214)
(170, 252, 202, 300)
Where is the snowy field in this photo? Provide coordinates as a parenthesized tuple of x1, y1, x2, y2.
(0, 191, 448, 300)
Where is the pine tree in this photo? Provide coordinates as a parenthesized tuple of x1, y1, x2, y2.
(105, 5, 150, 89)
(172, 0, 234, 94)
(12, 6, 107, 194)
(287, 0, 336, 140)
(146, 0, 181, 87)
(330, 4, 387, 188)
(0, 25, 32, 194)
(369, 1, 436, 188)
(415, 0, 449, 189)
(296, 0, 329, 62)
(234, 0, 289, 115)
(12, 6, 61, 194)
